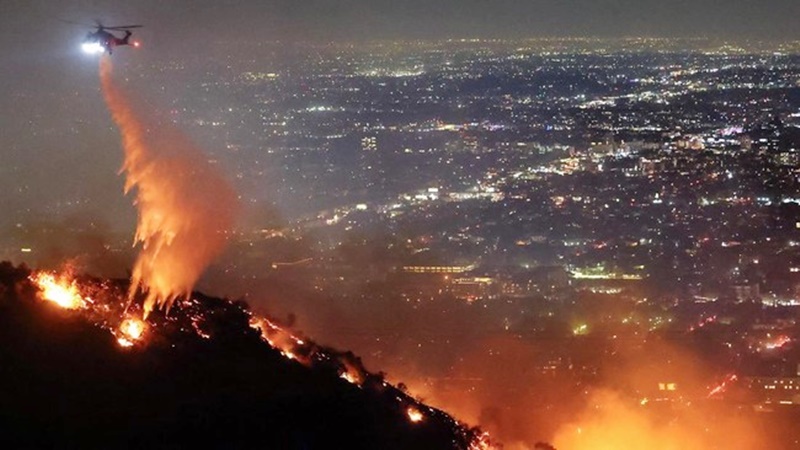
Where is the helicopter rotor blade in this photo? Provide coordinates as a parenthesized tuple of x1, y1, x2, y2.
(104, 25, 144, 30)
(58, 18, 95, 27)
(56, 17, 142, 31)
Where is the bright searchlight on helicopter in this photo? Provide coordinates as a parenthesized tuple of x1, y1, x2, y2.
(82, 42, 105, 54)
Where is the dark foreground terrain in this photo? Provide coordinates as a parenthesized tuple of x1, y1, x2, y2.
(0, 262, 484, 449)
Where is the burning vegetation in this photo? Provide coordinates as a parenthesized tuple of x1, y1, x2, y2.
(30, 271, 88, 310)
(0, 262, 491, 448)
(116, 316, 146, 347)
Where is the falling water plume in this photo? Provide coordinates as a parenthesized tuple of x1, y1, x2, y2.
(99, 57, 237, 318)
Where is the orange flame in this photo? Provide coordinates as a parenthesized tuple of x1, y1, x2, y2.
(468, 432, 492, 450)
(30, 272, 87, 310)
(99, 57, 237, 318)
(249, 316, 312, 365)
(707, 373, 738, 399)
(340, 366, 364, 386)
(117, 317, 147, 347)
(407, 406, 424, 423)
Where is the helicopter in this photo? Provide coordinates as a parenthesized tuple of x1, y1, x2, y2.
(79, 21, 143, 55)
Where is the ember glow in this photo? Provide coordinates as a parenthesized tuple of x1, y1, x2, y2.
(249, 316, 314, 365)
(340, 363, 365, 386)
(707, 373, 738, 399)
(30, 272, 87, 310)
(99, 57, 238, 319)
(552, 389, 761, 450)
(688, 314, 717, 332)
(407, 406, 424, 423)
(31, 270, 145, 348)
(469, 432, 493, 450)
(762, 335, 792, 351)
(117, 318, 146, 347)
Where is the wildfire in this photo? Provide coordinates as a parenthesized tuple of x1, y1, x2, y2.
(552, 388, 763, 450)
(30, 272, 87, 310)
(117, 318, 147, 347)
(24, 268, 490, 448)
(191, 316, 212, 339)
(468, 432, 492, 450)
(249, 316, 312, 365)
(30, 270, 150, 348)
(762, 335, 792, 351)
(688, 314, 716, 332)
(707, 373, 738, 399)
(407, 406, 424, 423)
(340, 368, 364, 386)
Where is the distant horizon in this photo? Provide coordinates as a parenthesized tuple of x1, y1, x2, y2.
(202, 35, 800, 45)
(4, 1, 800, 47)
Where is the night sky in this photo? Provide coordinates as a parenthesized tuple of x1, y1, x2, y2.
(2, 0, 800, 45)
(0, 0, 798, 233)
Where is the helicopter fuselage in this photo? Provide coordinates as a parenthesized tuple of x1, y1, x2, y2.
(83, 28, 133, 54)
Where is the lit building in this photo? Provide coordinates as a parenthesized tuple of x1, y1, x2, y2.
(448, 277, 497, 302)
(748, 377, 800, 406)
(361, 136, 377, 152)
(402, 265, 475, 274)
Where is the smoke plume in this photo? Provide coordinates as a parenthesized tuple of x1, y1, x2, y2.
(99, 57, 237, 318)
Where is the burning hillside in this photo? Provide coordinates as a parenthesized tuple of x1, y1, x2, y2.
(0, 262, 492, 449)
